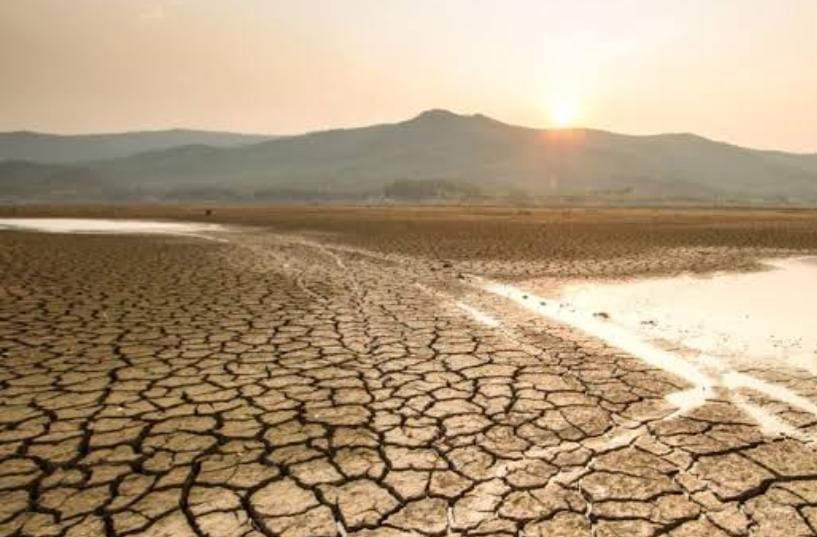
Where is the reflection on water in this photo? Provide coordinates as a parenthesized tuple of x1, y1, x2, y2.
(562, 257, 817, 373)
(479, 257, 817, 438)
(0, 218, 226, 238)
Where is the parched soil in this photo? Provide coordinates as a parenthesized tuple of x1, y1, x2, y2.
(0, 206, 817, 536)
(5, 204, 817, 279)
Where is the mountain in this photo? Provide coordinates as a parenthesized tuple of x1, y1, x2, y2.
(2, 110, 816, 204)
(0, 129, 274, 163)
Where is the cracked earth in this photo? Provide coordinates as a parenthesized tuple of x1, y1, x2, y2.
(1, 214, 817, 537)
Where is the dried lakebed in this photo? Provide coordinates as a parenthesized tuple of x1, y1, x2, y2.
(1, 218, 816, 537)
(476, 257, 817, 439)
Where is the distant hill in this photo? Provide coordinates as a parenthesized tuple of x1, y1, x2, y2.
(2, 110, 816, 204)
(0, 129, 274, 163)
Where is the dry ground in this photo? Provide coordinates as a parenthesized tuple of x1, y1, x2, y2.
(1, 206, 817, 537)
(5, 205, 817, 279)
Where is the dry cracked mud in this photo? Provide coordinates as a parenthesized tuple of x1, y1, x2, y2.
(1, 207, 817, 537)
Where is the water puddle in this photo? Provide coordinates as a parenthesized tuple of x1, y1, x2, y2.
(481, 279, 716, 388)
(558, 257, 817, 373)
(477, 257, 817, 436)
(0, 218, 227, 240)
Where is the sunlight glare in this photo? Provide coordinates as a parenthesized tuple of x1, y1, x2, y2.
(550, 97, 578, 127)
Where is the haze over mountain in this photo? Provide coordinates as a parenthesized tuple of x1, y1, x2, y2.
(2, 110, 816, 204)
(0, 130, 274, 164)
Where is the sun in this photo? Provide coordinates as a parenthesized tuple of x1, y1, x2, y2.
(550, 98, 579, 128)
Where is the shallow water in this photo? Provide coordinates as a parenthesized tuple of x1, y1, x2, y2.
(0, 218, 226, 237)
(479, 257, 817, 433)
(561, 257, 817, 373)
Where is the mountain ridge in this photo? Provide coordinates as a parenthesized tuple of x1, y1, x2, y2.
(0, 129, 276, 164)
(2, 110, 816, 204)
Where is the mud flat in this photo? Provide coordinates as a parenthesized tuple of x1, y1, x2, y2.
(1, 206, 817, 536)
(5, 204, 817, 278)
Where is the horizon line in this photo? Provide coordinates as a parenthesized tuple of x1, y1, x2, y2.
(3, 109, 816, 156)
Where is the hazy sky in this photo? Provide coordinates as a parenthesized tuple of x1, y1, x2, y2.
(2, 0, 816, 151)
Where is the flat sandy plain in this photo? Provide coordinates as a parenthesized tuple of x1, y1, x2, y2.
(1, 205, 817, 537)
